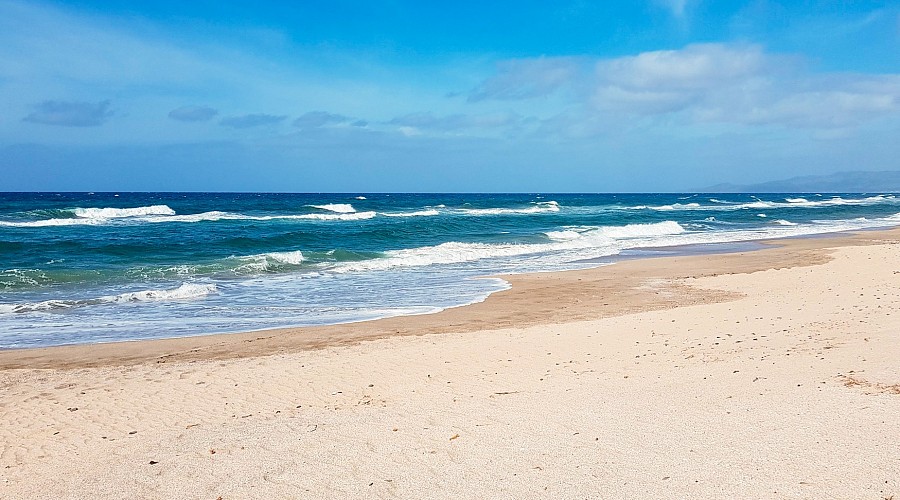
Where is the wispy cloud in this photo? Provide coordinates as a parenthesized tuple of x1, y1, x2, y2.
(220, 114, 287, 129)
(467, 57, 582, 102)
(654, 0, 690, 18)
(22, 100, 113, 127)
(390, 111, 525, 133)
(292, 111, 351, 129)
(168, 105, 218, 122)
(0, 1, 436, 142)
(3, 0, 900, 190)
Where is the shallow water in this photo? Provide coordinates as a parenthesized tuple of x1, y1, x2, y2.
(1, 192, 898, 347)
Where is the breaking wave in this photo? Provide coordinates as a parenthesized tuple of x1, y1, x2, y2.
(1, 208, 378, 226)
(381, 209, 441, 218)
(458, 200, 560, 216)
(0, 204, 177, 227)
(73, 205, 176, 218)
(233, 251, 305, 274)
(0, 283, 217, 314)
(628, 195, 898, 212)
(337, 221, 685, 273)
(309, 203, 356, 213)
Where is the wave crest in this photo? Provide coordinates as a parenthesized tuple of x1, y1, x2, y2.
(381, 209, 440, 218)
(309, 203, 356, 213)
(630, 195, 897, 212)
(234, 251, 305, 273)
(0, 283, 217, 314)
(459, 200, 560, 216)
(337, 221, 684, 273)
(73, 205, 176, 218)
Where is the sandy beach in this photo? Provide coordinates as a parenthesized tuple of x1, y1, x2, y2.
(1, 229, 898, 499)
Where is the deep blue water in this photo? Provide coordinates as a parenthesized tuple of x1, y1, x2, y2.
(1, 192, 898, 348)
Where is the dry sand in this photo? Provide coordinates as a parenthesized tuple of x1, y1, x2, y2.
(1, 229, 898, 499)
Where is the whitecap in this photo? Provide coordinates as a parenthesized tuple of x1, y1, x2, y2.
(309, 203, 356, 213)
(381, 209, 440, 218)
(139, 210, 376, 223)
(0, 218, 104, 227)
(105, 283, 217, 303)
(459, 200, 560, 216)
(0, 205, 178, 227)
(596, 221, 685, 238)
(545, 230, 582, 241)
(73, 205, 175, 218)
(0, 283, 217, 314)
(141, 211, 241, 223)
(335, 221, 683, 273)
(234, 251, 306, 273)
(624, 195, 898, 212)
(290, 211, 376, 221)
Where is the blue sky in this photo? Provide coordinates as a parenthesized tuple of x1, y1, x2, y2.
(1, 0, 899, 191)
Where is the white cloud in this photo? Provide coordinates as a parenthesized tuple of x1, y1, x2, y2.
(470, 43, 900, 131)
(599, 44, 769, 90)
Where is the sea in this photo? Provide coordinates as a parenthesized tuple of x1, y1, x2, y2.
(1, 192, 898, 349)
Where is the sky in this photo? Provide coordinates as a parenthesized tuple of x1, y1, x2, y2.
(1, 0, 899, 192)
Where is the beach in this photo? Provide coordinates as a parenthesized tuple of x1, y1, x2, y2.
(1, 228, 898, 498)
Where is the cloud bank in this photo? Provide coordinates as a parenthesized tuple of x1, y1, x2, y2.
(469, 43, 900, 131)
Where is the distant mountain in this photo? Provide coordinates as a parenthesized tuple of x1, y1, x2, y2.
(699, 170, 900, 193)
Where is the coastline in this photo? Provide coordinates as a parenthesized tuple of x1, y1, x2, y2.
(1, 227, 898, 498)
(0, 228, 887, 369)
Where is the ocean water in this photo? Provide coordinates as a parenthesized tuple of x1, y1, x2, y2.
(1, 192, 898, 348)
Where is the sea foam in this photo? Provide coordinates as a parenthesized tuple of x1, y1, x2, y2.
(310, 203, 356, 213)
(337, 221, 684, 273)
(0, 283, 217, 314)
(106, 283, 217, 303)
(142, 211, 376, 223)
(0, 218, 104, 227)
(596, 220, 685, 238)
(291, 211, 376, 221)
(73, 205, 176, 218)
(0, 205, 177, 227)
(545, 230, 582, 241)
(381, 209, 441, 218)
(234, 251, 306, 273)
(459, 200, 560, 216)
(628, 195, 897, 212)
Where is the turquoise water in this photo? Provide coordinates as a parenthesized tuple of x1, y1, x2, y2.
(1, 192, 898, 348)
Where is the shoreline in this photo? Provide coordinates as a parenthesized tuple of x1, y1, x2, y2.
(2, 225, 898, 498)
(1, 227, 893, 370)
